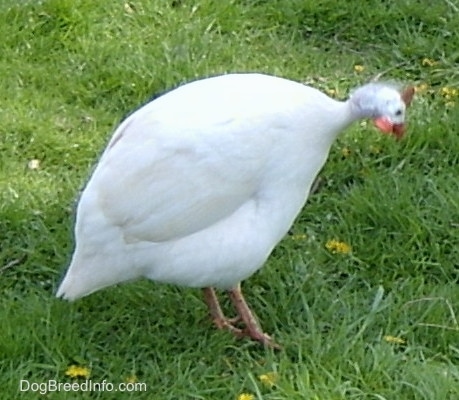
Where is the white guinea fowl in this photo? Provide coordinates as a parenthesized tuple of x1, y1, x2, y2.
(57, 73, 414, 348)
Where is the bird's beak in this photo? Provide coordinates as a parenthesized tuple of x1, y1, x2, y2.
(373, 116, 405, 139)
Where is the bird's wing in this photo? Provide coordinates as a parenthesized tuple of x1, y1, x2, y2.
(88, 106, 271, 243)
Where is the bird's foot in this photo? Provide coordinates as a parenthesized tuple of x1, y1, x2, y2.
(211, 315, 242, 333)
(213, 314, 280, 349)
(203, 287, 242, 332)
(238, 326, 281, 349)
(203, 286, 281, 349)
(228, 284, 282, 349)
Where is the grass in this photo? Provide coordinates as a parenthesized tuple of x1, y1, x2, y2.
(1, 0, 458, 398)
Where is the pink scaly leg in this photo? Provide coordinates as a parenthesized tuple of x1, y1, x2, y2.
(202, 287, 242, 334)
(203, 285, 281, 349)
(228, 283, 281, 349)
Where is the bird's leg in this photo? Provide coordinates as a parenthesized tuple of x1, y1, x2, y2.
(227, 283, 281, 349)
(202, 287, 241, 334)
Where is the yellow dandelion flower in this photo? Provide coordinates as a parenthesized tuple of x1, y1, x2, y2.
(259, 371, 278, 388)
(65, 365, 91, 379)
(421, 58, 437, 67)
(383, 335, 406, 345)
(354, 65, 364, 73)
(341, 147, 351, 157)
(291, 233, 307, 241)
(325, 239, 352, 254)
(237, 393, 255, 400)
(125, 375, 138, 384)
(415, 83, 429, 94)
(440, 87, 458, 100)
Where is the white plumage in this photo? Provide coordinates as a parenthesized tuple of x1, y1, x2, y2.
(57, 73, 413, 346)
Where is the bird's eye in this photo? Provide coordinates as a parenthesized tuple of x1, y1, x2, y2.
(395, 109, 402, 116)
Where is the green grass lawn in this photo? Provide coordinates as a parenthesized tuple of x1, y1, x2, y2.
(1, 0, 458, 399)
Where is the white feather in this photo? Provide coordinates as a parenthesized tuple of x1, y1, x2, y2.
(56, 73, 407, 300)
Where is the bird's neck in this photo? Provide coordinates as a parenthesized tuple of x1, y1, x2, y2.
(348, 84, 382, 119)
(328, 99, 360, 135)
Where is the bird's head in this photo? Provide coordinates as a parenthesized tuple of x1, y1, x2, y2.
(350, 83, 415, 139)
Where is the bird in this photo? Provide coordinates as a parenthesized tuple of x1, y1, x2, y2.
(56, 73, 414, 348)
